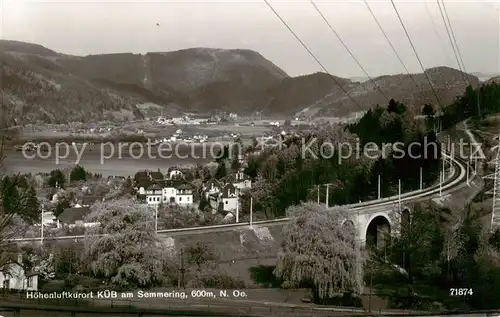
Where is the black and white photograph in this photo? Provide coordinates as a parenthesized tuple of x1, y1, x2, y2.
(0, 0, 499, 316)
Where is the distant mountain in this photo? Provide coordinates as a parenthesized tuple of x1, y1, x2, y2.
(313, 67, 480, 117)
(0, 41, 289, 125)
(471, 72, 500, 82)
(486, 76, 500, 85)
(0, 40, 483, 125)
(349, 76, 369, 83)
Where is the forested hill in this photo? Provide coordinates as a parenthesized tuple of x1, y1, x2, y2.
(237, 81, 500, 217)
(237, 98, 439, 218)
(0, 40, 481, 125)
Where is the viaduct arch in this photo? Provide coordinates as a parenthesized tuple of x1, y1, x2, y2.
(356, 205, 411, 249)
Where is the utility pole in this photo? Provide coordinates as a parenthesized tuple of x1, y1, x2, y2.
(439, 171, 443, 198)
(419, 167, 423, 190)
(450, 148, 454, 177)
(325, 184, 329, 208)
(447, 135, 450, 159)
(317, 185, 320, 204)
(442, 153, 445, 177)
(155, 204, 158, 234)
(178, 247, 185, 288)
(378, 175, 381, 199)
(477, 90, 481, 117)
(236, 194, 239, 223)
(398, 179, 401, 212)
(368, 264, 373, 312)
(249, 197, 253, 228)
(466, 161, 470, 185)
(40, 204, 44, 247)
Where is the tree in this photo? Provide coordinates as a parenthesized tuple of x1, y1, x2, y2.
(185, 241, 216, 272)
(0, 138, 30, 272)
(125, 176, 132, 188)
(1, 176, 21, 215)
(27, 253, 55, 281)
(53, 196, 71, 217)
(387, 99, 398, 113)
(84, 199, 173, 289)
(214, 163, 227, 179)
(70, 165, 87, 182)
(51, 241, 84, 277)
(389, 202, 444, 285)
(231, 158, 241, 171)
(274, 203, 365, 301)
(422, 104, 435, 117)
(198, 192, 209, 211)
(48, 169, 66, 188)
(20, 186, 40, 224)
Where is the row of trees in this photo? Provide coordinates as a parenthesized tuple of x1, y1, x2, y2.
(439, 82, 500, 129)
(47, 165, 103, 188)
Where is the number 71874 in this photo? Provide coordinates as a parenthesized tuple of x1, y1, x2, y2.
(450, 288, 473, 296)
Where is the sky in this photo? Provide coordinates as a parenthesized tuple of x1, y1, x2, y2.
(2, 0, 499, 78)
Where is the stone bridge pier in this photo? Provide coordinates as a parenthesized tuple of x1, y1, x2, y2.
(348, 203, 411, 249)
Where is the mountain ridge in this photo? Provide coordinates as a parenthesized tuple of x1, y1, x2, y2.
(0, 40, 481, 125)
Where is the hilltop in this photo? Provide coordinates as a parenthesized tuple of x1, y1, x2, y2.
(486, 76, 500, 85)
(0, 40, 481, 125)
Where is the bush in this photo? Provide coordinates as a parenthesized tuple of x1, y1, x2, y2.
(41, 280, 66, 292)
(192, 268, 245, 289)
(64, 274, 104, 291)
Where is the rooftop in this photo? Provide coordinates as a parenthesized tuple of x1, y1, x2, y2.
(58, 207, 91, 224)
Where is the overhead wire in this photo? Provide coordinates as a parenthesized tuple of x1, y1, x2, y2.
(435, 0, 468, 86)
(424, 1, 453, 67)
(363, 0, 428, 103)
(439, 0, 470, 86)
(263, 0, 364, 112)
(390, 0, 443, 108)
(423, 1, 457, 93)
(309, 0, 390, 103)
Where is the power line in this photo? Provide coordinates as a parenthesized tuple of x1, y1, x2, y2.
(309, 0, 389, 103)
(439, 0, 470, 86)
(263, 0, 363, 112)
(363, 0, 427, 103)
(424, 1, 453, 67)
(390, 0, 443, 108)
(436, 0, 469, 86)
(423, 2, 456, 93)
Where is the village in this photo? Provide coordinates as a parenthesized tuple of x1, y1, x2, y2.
(0, 136, 270, 292)
(0, 169, 254, 292)
(38, 149, 255, 232)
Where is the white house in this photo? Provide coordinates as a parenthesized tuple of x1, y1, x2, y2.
(203, 179, 222, 199)
(167, 169, 184, 179)
(41, 211, 56, 226)
(138, 179, 194, 206)
(233, 171, 252, 190)
(0, 254, 38, 291)
(145, 183, 163, 205)
(175, 183, 194, 205)
(162, 182, 177, 204)
(221, 183, 238, 212)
